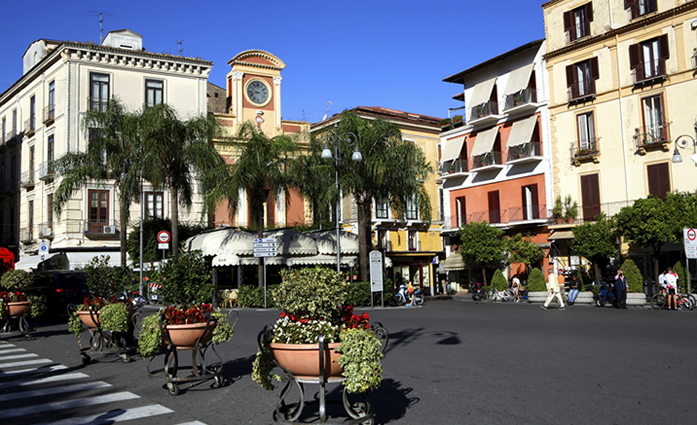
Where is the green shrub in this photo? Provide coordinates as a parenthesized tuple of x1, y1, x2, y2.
(1, 269, 33, 291)
(156, 251, 213, 307)
(620, 258, 643, 293)
(673, 261, 686, 292)
(345, 282, 372, 306)
(491, 270, 507, 291)
(99, 303, 129, 333)
(238, 284, 278, 308)
(275, 267, 347, 320)
(526, 268, 546, 291)
(84, 256, 129, 298)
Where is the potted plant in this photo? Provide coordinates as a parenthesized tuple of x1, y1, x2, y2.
(137, 251, 234, 357)
(452, 115, 464, 128)
(0, 269, 46, 318)
(564, 195, 579, 223)
(439, 118, 452, 131)
(552, 195, 564, 224)
(476, 105, 486, 118)
(252, 267, 384, 394)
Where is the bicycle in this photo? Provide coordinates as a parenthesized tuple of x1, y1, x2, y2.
(487, 288, 516, 302)
(650, 288, 694, 310)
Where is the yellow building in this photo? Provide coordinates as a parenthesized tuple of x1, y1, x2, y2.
(312, 107, 444, 294)
(542, 0, 697, 269)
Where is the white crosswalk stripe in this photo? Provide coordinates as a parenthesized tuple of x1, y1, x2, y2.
(0, 344, 175, 424)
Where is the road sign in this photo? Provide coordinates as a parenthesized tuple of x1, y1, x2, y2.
(254, 238, 277, 244)
(157, 230, 171, 244)
(254, 238, 277, 258)
(684, 228, 697, 259)
(158, 243, 169, 250)
(254, 251, 277, 258)
(253, 247, 277, 253)
(39, 241, 49, 260)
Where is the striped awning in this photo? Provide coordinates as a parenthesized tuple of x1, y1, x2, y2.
(441, 136, 466, 162)
(548, 231, 574, 241)
(469, 77, 497, 107)
(504, 63, 535, 95)
(506, 115, 538, 148)
(443, 253, 465, 271)
(470, 126, 499, 157)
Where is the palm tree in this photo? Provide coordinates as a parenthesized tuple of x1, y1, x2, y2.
(139, 104, 224, 256)
(206, 122, 299, 288)
(288, 135, 334, 227)
(53, 98, 142, 267)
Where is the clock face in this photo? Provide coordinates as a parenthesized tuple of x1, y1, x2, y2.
(246, 80, 269, 105)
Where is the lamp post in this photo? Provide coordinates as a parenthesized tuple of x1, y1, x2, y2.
(322, 122, 362, 273)
(671, 120, 697, 165)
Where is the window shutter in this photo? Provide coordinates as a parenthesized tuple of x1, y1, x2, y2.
(590, 57, 599, 80)
(488, 191, 500, 224)
(628, 43, 640, 69)
(659, 34, 669, 60)
(648, 163, 670, 198)
(586, 3, 593, 22)
(566, 64, 578, 98)
(625, 0, 638, 19)
(530, 184, 540, 219)
(580, 174, 601, 220)
(563, 11, 572, 33)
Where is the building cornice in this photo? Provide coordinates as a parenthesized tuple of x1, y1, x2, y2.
(544, 1, 697, 59)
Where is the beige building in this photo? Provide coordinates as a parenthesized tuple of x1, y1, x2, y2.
(542, 0, 697, 269)
(0, 30, 213, 268)
(312, 107, 444, 294)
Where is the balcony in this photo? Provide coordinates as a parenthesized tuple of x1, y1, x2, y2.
(507, 141, 543, 165)
(692, 50, 697, 70)
(567, 82, 596, 105)
(20, 170, 35, 190)
(88, 97, 109, 112)
(468, 100, 502, 126)
(5, 129, 18, 146)
(634, 125, 670, 154)
(24, 117, 35, 138)
(472, 151, 503, 172)
(38, 222, 53, 239)
(19, 227, 34, 244)
(632, 60, 667, 87)
(508, 204, 548, 224)
(503, 88, 539, 115)
(43, 104, 55, 126)
(571, 139, 600, 166)
(38, 161, 55, 181)
(84, 219, 120, 240)
(440, 158, 469, 179)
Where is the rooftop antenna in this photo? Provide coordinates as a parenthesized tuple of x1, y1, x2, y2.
(88, 10, 113, 43)
(322, 101, 332, 121)
(177, 40, 184, 56)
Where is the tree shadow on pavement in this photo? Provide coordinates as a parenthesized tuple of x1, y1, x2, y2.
(384, 328, 461, 354)
(370, 378, 418, 424)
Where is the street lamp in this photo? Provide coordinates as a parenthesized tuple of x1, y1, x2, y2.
(321, 122, 362, 273)
(671, 120, 697, 165)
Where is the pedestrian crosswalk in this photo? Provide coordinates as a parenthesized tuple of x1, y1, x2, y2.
(0, 341, 202, 425)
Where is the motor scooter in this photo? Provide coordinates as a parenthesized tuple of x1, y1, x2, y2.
(393, 284, 424, 306)
(594, 281, 616, 307)
(470, 282, 486, 301)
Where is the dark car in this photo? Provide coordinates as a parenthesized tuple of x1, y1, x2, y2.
(26, 271, 89, 316)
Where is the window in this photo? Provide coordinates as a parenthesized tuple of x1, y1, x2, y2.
(376, 229, 387, 250)
(405, 196, 419, 220)
(88, 190, 109, 233)
(29, 146, 35, 182)
(47, 135, 55, 175)
(29, 95, 35, 131)
(566, 58, 599, 100)
(522, 184, 540, 220)
(47, 194, 53, 230)
(28, 200, 34, 239)
(488, 191, 501, 224)
(580, 174, 601, 220)
(626, 0, 657, 19)
(439, 188, 445, 222)
(47, 81, 55, 121)
(629, 35, 668, 83)
(375, 198, 389, 219)
(90, 73, 110, 111)
(145, 192, 164, 219)
(12, 110, 17, 133)
(408, 230, 417, 251)
(564, 3, 593, 42)
(145, 80, 164, 108)
(456, 196, 466, 227)
(2, 117, 5, 143)
(642, 94, 668, 144)
(577, 112, 596, 150)
(647, 163, 670, 198)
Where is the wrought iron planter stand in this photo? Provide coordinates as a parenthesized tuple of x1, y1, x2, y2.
(1, 302, 33, 340)
(147, 310, 238, 396)
(72, 304, 140, 364)
(259, 324, 389, 424)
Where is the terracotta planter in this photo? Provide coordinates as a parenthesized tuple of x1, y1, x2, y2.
(77, 310, 101, 329)
(7, 301, 32, 317)
(270, 342, 343, 379)
(165, 321, 216, 350)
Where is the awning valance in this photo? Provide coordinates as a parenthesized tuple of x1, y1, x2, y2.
(504, 63, 535, 95)
(443, 253, 465, 271)
(548, 231, 574, 241)
(266, 229, 318, 256)
(185, 228, 255, 256)
(306, 230, 359, 255)
(212, 254, 240, 267)
(441, 137, 466, 162)
(469, 77, 497, 107)
(506, 115, 538, 148)
(66, 252, 124, 269)
(470, 126, 499, 157)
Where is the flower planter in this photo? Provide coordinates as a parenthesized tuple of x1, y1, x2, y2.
(165, 321, 216, 350)
(77, 310, 101, 329)
(7, 301, 31, 317)
(270, 342, 343, 379)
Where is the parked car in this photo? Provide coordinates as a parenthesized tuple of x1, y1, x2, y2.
(26, 271, 89, 316)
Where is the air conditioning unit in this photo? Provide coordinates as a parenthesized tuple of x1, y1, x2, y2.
(40, 228, 53, 237)
(103, 226, 117, 234)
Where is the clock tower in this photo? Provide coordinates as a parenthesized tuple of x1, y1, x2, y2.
(226, 50, 285, 134)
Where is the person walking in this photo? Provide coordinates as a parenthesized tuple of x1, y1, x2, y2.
(614, 270, 628, 309)
(557, 270, 567, 303)
(568, 274, 581, 305)
(541, 268, 565, 310)
(664, 267, 678, 310)
(511, 275, 521, 302)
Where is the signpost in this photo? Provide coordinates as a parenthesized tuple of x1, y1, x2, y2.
(157, 231, 170, 260)
(369, 250, 384, 307)
(254, 238, 277, 308)
(684, 228, 696, 293)
(38, 241, 49, 270)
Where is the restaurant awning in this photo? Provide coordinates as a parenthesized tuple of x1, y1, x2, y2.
(185, 228, 255, 256)
(443, 253, 465, 271)
(66, 252, 125, 269)
(504, 63, 535, 95)
(266, 229, 318, 256)
(506, 115, 538, 148)
(469, 77, 497, 107)
(306, 230, 359, 255)
(548, 231, 574, 241)
(470, 126, 499, 157)
(288, 255, 359, 266)
(212, 253, 240, 267)
(441, 136, 466, 162)
(15, 253, 60, 270)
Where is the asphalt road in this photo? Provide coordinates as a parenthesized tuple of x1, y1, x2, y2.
(1, 298, 696, 424)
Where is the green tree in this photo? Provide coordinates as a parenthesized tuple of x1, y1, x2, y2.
(320, 111, 432, 281)
(619, 258, 642, 293)
(506, 233, 545, 271)
(126, 218, 206, 264)
(456, 221, 507, 286)
(526, 267, 546, 292)
(491, 269, 507, 291)
(139, 104, 224, 256)
(288, 134, 333, 227)
(206, 122, 298, 288)
(571, 215, 617, 283)
(53, 98, 142, 266)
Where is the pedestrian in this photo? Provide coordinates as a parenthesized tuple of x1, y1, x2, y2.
(568, 274, 581, 305)
(541, 268, 565, 310)
(557, 270, 566, 302)
(511, 274, 521, 302)
(614, 270, 628, 309)
(664, 267, 678, 310)
(406, 282, 416, 306)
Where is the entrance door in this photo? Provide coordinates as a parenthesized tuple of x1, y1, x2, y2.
(88, 190, 109, 233)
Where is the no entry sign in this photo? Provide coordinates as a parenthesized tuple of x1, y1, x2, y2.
(684, 228, 697, 259)
(157, 230, 171, 244)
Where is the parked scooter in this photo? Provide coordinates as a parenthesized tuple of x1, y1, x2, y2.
(594, 281, 616, 307)
(394, 284, 424, 306)
(470, 282, 486, 301)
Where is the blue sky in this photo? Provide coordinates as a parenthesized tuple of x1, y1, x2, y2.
(0, 0, 545, 123)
